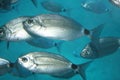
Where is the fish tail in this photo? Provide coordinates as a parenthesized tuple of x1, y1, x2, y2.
(77, 61, 93, 80)
(55, 41, 64, 52)
(31, 0, 38, 8)
(89, 24, 105, 40)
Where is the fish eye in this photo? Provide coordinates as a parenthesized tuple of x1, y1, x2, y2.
(81, 49, 90, 57)
(105, 9, 109, 12)
(62, 8, 67, 12)
(27, 19, 34, 24)
(84, 49, 90, 55)
(21, 57, 28, 63)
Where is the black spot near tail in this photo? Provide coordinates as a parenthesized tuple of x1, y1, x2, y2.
(84, 29, 90, 35)
(71, 64, 78, 70)
(9, 62, 14, 68)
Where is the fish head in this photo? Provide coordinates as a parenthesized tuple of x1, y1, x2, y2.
(80, 44, 97, 59)
(0, 27, 6, 40)
(23, 17, 41, 31)
(23, 18, 35, 28)
(18, 54, 35, 71)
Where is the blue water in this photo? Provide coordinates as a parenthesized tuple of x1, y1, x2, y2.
(0, 0, 120, 80)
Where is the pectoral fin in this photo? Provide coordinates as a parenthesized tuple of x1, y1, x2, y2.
(90, 24, 105, 41)
(7, 41, 10, 50)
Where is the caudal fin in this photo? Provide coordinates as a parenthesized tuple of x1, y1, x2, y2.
(89, 24, 105, 41)
(31, 0, 38, 8)
(77, 61, 93, 80)
(55, 41, 64, 52)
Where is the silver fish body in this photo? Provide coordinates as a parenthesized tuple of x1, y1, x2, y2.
(80, 37, 120, 59)
(41, 0, 67, 13)
(0, 17, 31, 41)
(23, 14, 90, 41)
(81, 0, 109, 14)
(109, 0, 120, 7)
(0, 58, 11, 76)
(18, 51, 91, 80)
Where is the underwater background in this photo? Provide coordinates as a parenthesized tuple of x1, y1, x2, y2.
(0, 0, 120, 80)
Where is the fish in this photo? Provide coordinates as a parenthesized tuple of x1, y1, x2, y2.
(73, 37, 120, 59)
(9, 61, 33, 78)
(17, 51, 92, 80)
(109, 0, 120, 7)
(26, 36, 64, 52)
(23, 14, 105, 41)
(0, 58, 12, 76)
(0, 57, 32, 78)
(0, 17, 31, 49)
(81, 0, 110, 14)
(40, 0, 69, 13)
(0, 0, 11, 11)
(0, 0, 18, 12)
(0, 17, 31, 41)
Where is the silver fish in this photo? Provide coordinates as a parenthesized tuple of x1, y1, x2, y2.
(74, 37, 120, 59)
(0, 0, 18, 12)
(23, 14, 105, 41)
(26, 36, 64, 52)
(81, 0, 110, 14)
(0, 17, 31, 41)
(109, 0, 120, 7)
(18, 51, 92, 80)
(0, 58, 12, 76)
(41, 0, 68, 13)
(0, 0, 11, 10)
